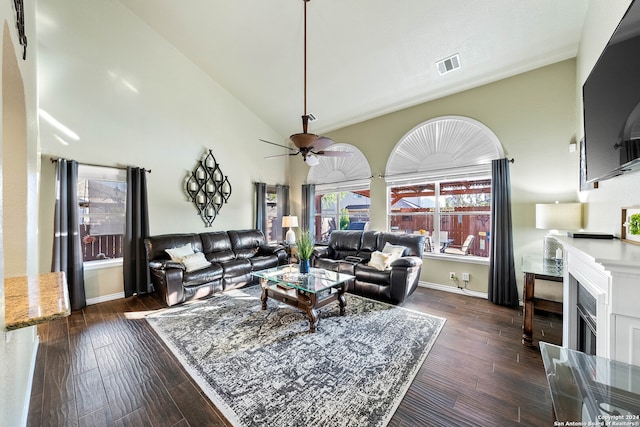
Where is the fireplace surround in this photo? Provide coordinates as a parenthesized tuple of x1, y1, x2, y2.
(553, 236, 640, 366)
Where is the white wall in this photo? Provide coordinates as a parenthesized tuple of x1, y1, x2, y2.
(37, 0, 287, 236)
(1, 1, 40, 425)
(37, 0, 290, 297)
(575, 0, 640, 233)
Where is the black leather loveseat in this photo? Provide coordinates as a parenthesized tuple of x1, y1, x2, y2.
(144, 229, 286, 306)
(312, 230, 425, 304)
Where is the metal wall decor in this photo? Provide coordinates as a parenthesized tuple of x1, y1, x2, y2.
(13, 0, 27, 60)
(185, 150, 232, 227)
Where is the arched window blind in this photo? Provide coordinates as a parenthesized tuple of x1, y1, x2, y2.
(307, 143, 371, 191)
(385, 116, 504, 181)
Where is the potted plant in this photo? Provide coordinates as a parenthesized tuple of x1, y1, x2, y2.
(296, 229, 314, 274)
(630, 213, 640, 235)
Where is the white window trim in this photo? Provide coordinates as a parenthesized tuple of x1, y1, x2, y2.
(423, 252, 490, 265)
(83, 257, 123, 271)
(315, 178, 372, 194)
(384, 164, 491, 186)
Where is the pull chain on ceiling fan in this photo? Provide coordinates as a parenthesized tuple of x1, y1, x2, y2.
(260, 0, 353, 166)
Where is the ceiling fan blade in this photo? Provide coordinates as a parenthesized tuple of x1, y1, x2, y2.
(264, 153, 293, 159)
(313, 136, 334, 151)
(259, 139, 297, 152)
(316, 150, 354, 157)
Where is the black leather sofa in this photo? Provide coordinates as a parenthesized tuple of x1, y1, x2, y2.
(312, 230, 426, 304)
(144, 229, 286, 306)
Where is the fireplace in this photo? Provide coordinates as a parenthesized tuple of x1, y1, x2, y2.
(555, 235, 640, 366)
(576, 282, 596, 355)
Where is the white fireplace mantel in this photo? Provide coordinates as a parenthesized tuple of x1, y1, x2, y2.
(553, 236, 640, 366)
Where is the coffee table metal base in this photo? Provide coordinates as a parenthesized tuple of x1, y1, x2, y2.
(260, 279, 346, 333)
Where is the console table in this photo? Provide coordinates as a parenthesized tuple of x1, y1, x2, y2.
(521, 255, 563, 345)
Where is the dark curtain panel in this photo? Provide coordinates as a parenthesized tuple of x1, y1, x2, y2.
(488, 158, 518, 307)
(123, 167, 150, 297)
(275, 184, 290, 241)
(301, 184, 315, 241)
(255, 182, 268, 236)
(52, 159, 86, 311)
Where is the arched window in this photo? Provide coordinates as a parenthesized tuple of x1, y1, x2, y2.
(307, 144, 372, 242)
(385, 116, 504, 259)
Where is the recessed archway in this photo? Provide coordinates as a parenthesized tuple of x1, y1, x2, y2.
(2, 21, 28, 276)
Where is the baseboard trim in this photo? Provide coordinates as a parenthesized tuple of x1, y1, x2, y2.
(86, 292, 125, 306)
(418, 281, 488, 300)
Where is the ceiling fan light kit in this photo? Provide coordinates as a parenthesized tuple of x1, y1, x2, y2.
(260, 0, 353, 166)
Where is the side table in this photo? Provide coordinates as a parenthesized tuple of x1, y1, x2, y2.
(521, 255, 563, 345)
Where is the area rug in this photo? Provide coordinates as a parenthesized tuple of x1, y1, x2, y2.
(146, 286, 446, 427)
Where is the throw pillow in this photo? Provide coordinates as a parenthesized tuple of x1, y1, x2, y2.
(165, 244, 194, 261)
(369, 251, 393, 271)
(180, 252, 211, 273)
(382, 242, 406, 263)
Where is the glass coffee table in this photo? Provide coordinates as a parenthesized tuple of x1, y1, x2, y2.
(253, 265, 354, 333)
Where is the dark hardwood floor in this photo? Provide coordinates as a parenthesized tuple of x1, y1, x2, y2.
(27, 286, 562, 427)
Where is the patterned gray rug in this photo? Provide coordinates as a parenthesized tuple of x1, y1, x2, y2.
(146, 285, 445, 427)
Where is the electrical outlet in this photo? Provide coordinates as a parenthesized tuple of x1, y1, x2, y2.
(449, 272, 456, 279)
(462, 272, 470, 281)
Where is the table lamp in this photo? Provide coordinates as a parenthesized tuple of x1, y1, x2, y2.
(536, 202, 582, 259)
(282, 215, 299, 245)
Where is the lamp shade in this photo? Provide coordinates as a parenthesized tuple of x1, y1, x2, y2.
(535, 203, 582, 231)
(282, 215, 298, 228)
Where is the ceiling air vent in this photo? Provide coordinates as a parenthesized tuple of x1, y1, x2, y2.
(307, 112, 317, 122)
(436, 54, 461, 75)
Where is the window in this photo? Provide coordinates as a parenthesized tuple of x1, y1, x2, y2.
(77, 165, 127, 262)
(389, 178, 491, 257)
(307, 143, 373, 243)
(265, 185, 280, 243)
(314, 190, 370, 243)
(385, 116, 504, 258)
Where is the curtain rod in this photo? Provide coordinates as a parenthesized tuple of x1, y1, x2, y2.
(49, 157, 151, 173)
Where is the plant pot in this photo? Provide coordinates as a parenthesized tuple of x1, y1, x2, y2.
(299, 259, 310, 274)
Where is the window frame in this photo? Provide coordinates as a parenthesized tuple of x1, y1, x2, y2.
(386, 166, 492, 261)
(77, 165, 127, 264)
(313, 180, 371, 244)
(265, 184, 280, 243)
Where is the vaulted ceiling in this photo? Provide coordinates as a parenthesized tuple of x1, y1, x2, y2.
(118, 0, 589, 139)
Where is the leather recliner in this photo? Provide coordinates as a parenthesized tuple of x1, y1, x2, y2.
(144, 229, 286, 306)
(312, 230, 425, 304)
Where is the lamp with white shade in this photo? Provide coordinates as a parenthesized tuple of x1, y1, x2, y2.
(535, 202, 583, 259)
(282, 215, 299, 245)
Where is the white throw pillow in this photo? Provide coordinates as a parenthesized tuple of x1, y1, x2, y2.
(165, 244, 194, 261)
(382, 242, 405, 263)
(180, 252, 211, 273)
(369, 251, 393, 271)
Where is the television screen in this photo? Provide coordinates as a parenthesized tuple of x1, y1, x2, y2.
(583, 0, 640, 183)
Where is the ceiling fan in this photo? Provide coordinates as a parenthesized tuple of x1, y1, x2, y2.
(260, 0, 353, 166)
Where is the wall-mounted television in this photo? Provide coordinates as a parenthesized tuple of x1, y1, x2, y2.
(583, 0, 640, 183)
